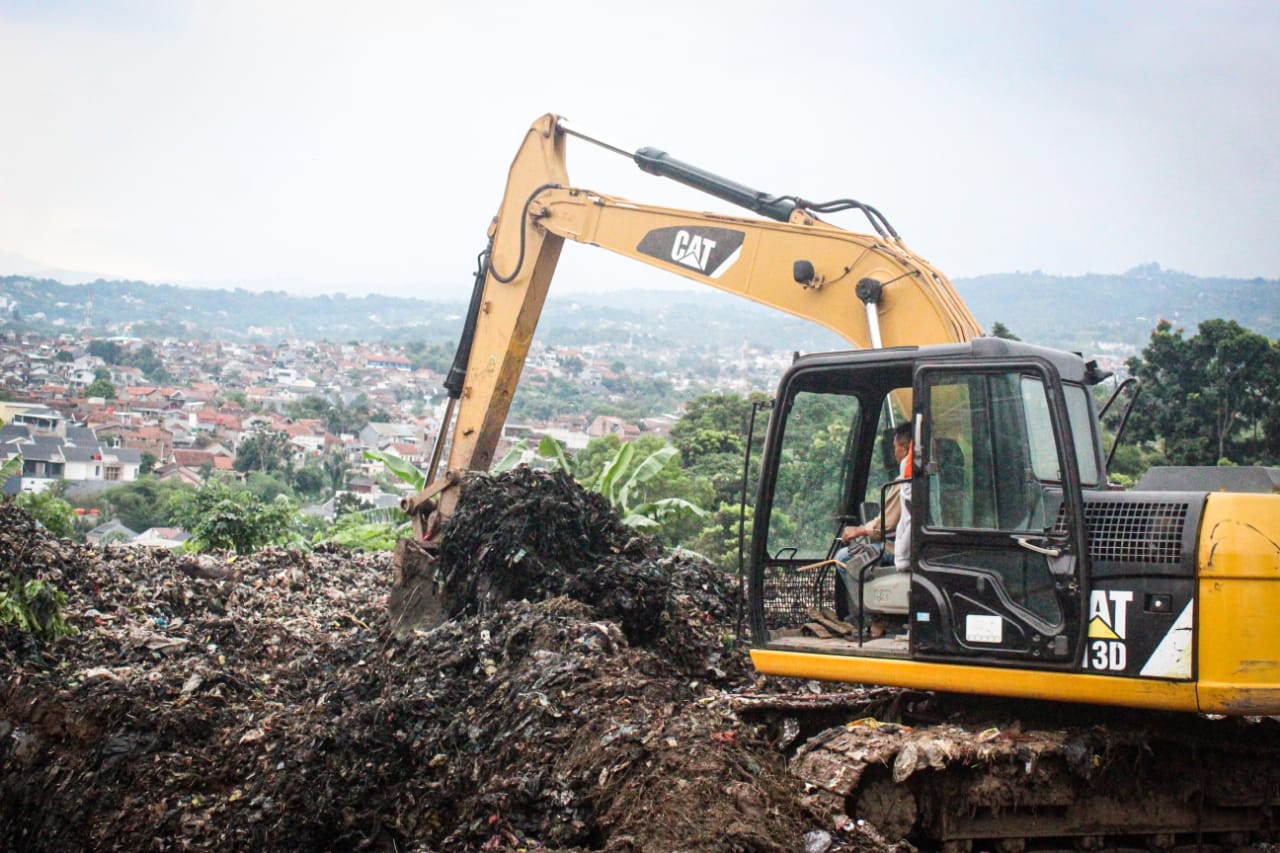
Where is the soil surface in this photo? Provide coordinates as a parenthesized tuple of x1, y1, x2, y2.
(0, 471, 891, 852)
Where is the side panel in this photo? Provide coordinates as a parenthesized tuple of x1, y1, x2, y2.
(1196, 492, 1280, 714)
(1076, 491, 1204, 680)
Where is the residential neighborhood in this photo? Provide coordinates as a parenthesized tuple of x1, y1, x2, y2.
(0, 306, 795, 546)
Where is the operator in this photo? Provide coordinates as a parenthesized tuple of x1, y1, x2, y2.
(834, 422, 912, 637)
(841, 421, 913, 569)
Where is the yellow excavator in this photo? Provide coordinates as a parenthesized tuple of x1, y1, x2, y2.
(395, 113, 1280, 847)
(406, 111, 1279, 718)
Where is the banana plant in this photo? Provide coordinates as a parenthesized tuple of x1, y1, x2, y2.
(365, 438, 703, 532)
(575, 442, 705, 530)
(362, 449, 427, 490)
(0, 452, 21, 485)
(315, 504, 409, 551)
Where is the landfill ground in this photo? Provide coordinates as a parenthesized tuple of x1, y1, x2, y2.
(4, 468, 1280, 852)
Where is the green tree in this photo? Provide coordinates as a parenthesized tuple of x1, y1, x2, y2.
(222, 389, 248, 407)
(16, 491, 76, 540)
(334, 491, 374, 516)
(88, 339, 123, 364)
(1126, 319, 1279, 465)
(558, 354, 585, 376)
(177, 479, 299, 554)
(0, 577, 75, 642)
(235, 429, 295, 475)
(669, 392, 770, 507)
(313, 508, 404, 552)
(88, 478, 195, 532)
(85, 377, 117, 399)
(290, 463, 326, 497)
(322, 451, 351, 491)
(245, 471, 294, 502)
(565, 438, 705, 534)
(989, 321, 1021, 341)
(572, 435, 710, 547)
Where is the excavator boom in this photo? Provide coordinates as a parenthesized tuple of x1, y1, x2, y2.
(413, 113, 980, 527)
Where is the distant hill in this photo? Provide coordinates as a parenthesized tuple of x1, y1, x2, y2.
(0, 250, 110, 285)
(2, 264, 1276, 357)
(955, 264, 1279, 353)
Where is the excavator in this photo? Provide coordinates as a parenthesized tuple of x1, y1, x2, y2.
(398, 113, 1280, 848)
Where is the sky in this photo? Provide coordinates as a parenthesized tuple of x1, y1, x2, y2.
(1, 0, 1278, 300)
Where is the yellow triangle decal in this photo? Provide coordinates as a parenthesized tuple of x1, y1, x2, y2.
(1088, 616, 1119, 640)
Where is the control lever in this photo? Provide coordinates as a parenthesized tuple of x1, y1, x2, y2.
(1014, 535, 1061, 558)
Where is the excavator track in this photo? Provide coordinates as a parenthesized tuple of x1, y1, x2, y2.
(736, 691, 1280, 851)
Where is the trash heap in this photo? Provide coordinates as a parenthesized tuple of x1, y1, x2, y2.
(0, 473, 832, 852)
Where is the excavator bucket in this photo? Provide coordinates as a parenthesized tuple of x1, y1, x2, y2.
(388, 537, 447, 638)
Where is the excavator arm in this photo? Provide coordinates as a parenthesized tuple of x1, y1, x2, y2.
(405, 113, 981, 532)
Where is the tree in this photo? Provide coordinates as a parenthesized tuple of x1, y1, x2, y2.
(0, 577, 75, 642)
(222, 389, 248, 407)
(669, 392, 770, 507)
(1126, 319, 1279, 465)
(85, 378, 117, 399)
(989, 321, 1021, 341)
(177, 479, 299, 554)
(88, 339, 123, 364)
(322, 451, 351, 491)
(290, 463, 326, 497)
(334, 492, 374, 516)
(139, 452, 157, 475)
(16, 491, 76, 540)
(88, 478, 195, 533)
(235, 429, 295, 475)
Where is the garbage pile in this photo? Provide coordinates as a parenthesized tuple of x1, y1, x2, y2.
(0, 473, 839, 852)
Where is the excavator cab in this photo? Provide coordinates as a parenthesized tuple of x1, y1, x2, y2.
(749, 338, 1115, 696)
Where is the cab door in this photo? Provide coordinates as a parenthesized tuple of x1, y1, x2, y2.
(908, 363, 1088, 668)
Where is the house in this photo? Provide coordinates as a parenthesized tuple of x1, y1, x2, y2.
(154, 462, 204, 488)
(359, 421, 421, 449)
(366, 353, 411, 371)
(536, 426, 591, 454)
(86, 519, 138, 546)
(587, 415, 640, 442)
(132, 527, 192, 549)
(99, 446, 143, 483)
(0, 403, 65, 436)
(303, 490, 402, 521)
(348, 476, 378, 495)
(122, 424, 176, 462)
(172, 449, 219, 470)
(109, 366, 145, 387)
(380, 441, 427, 465)
(639, 414, 679, 438)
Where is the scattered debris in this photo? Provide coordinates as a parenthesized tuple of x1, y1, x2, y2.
(0, 477, 840, 851)
(9, 474, 1268, 851)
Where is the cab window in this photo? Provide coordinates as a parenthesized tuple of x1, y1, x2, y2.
(765, 390, 861, 559)
(925, 371, 1061, 533)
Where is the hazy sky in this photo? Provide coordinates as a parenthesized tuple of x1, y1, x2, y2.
(2, 1, 1278, 300)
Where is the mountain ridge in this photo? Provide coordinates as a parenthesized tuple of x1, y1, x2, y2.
(2, 265, 1276, 357)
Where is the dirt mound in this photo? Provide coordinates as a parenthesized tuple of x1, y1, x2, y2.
(439, 468, 742, 678)
(0, 474, 841, 851)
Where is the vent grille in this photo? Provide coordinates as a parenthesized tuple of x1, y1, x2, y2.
(1081, 500, 1189, 565)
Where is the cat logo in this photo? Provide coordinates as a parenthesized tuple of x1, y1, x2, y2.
(1084, 589, 1132, 672)
(636, 226, 745, 279)
(671, 230, 716, 271)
